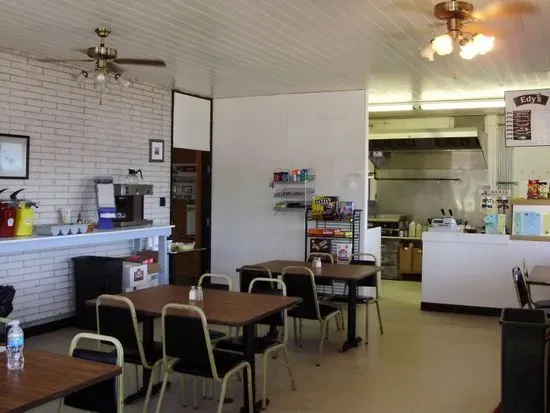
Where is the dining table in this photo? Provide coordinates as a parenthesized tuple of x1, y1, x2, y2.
(248, 260, 380, 351)
(0, 348, 121, 413)
(99, 284, 301, 413)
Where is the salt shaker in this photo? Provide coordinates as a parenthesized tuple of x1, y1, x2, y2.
(314, 257, 322, 270)
(197, 286, 204, 302)
(189, 286, 197, 301)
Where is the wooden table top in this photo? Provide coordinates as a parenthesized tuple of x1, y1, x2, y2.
(527, 266, 550, 285)
(0, 348, 121, 413)
(100, 285, 302, 327)
(250, 260, 380, 281)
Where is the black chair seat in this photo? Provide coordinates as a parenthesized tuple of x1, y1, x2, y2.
(116, 341, 163, 365)
(215, 335, 281, 354)
(289, 302, 340, 320)
(173, 349, 243, 378)
(209, 329, 227, 340)
(534, 300, 550, 309)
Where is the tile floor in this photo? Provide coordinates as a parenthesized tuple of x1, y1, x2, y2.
(26, 281, 501, 413)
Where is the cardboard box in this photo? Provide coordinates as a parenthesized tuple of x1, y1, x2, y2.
(412, 247, 423, 274)
(122, 263, 149, 290)
(399, 245, 413, 274)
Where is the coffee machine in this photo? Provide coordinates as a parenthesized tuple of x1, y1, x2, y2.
(113, 183, 153, 227)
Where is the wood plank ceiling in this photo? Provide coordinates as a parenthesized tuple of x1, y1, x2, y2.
(0, 0, 547, 102)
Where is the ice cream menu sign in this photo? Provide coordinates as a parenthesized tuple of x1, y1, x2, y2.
(505, 89, 550, 147)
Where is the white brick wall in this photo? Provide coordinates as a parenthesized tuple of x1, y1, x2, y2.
(0, 50, 172, 326)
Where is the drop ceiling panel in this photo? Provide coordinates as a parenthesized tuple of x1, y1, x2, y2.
(0, 0, 546, 100)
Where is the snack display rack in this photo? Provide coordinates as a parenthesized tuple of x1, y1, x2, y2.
(304, 207, 362, 261)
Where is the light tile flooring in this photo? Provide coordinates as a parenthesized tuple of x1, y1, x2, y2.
(26, 281, 500, 413)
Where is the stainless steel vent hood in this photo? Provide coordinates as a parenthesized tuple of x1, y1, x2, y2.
(369, 127, 488, 170)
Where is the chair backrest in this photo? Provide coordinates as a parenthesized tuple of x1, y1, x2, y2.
(198, 273, 232, 291)
(512, 267, 532, 309)
(161, 304, 220, 380)
(249, 278, 287, 334)
(239, 265, 273, 293)
(281, 266, 321, 320)
(63, 332, 124, 413)
(351, 253, 378, 290)
(96, 295, 148, 365)
(307, 253, 334, 264)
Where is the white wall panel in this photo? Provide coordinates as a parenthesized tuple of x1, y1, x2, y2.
(173, 92, 211, 151)
(211, 90, 367, 285)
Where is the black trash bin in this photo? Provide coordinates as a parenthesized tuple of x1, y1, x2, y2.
(72, 256, 124, 330)
(0, 285, 15, 341)
(501, 308, 548, 413)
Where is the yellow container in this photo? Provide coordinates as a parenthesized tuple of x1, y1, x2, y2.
(15, 205, 34, 236)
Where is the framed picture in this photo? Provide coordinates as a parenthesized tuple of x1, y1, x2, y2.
(0, 134, 29, 179)
(149, 139, 165, 163)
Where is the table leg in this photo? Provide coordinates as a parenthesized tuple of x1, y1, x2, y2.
(240, 324, 265, 413)
(124, 316, 169, 404)
(341, 280, 362, 352)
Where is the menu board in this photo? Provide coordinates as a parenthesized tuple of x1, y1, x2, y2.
(505, 89, 550, 147)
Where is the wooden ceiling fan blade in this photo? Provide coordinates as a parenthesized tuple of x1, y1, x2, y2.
(464, 22, 508, 36)
(113, 58, 166, 66)
(38, 58, 95, 63)
(472, 0, 537, 21)
(107, 62, 125, 73)
(391, 1, 434, 17)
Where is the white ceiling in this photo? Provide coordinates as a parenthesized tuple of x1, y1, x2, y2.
(0, 0, 548, 101)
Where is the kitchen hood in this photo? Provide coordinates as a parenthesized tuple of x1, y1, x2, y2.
(369, 127, 488, 170)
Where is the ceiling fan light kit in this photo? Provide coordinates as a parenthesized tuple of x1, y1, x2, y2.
(420, 0, 534, 61)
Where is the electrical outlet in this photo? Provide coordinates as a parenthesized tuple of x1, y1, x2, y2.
(159, 197, 166, 207)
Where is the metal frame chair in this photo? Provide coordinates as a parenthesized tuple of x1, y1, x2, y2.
(96, 295, 163, 413)
(155, 304, 253, 413)
(197, 273, 234, 401)
(512, 267, 550, 310)
(239, 265, 274, 293)
(58, 332, 124, 413)
(215, 277, 296, 409)
(281, 266, 343, 366)
(351, 253, 384, 340)
(199, 273, 233, 291)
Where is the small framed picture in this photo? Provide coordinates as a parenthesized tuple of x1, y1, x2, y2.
(0, 134, 30, 179)
(149, 139, 165, 163)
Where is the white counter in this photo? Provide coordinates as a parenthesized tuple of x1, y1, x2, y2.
(0, 225, 173, 284)
(421, 232, 550, 312)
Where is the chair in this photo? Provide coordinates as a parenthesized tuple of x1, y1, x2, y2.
(96, 295, 163, 413)
(155, 304, 253, 413)
(306, 253, 335, 300)
(349, 253, 384, 340)
(281, 266, 343, 366)
(59, 332, 124, 413)
(239, 265, 273, 293)
(197, 273, 233, 400)
(215, 278, 296, 408)
(512, 267, 550, 310)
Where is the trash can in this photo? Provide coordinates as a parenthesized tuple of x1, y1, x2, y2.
(72, 256, 124, 330)
(500, 308, 548, 413)
(0, 285, 15, 341)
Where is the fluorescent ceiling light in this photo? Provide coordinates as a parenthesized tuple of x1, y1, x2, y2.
(368, 104, 414, 112)
(420, 99, 505, 111)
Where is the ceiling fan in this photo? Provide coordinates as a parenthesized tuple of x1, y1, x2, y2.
(394, 1, 537, 61)
(39, 26, 166, 89)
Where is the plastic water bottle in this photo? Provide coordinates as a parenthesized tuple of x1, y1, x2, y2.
(7, 320, 24, 370)
(197, 286, 204, 302)
(189, 286, 197, 301)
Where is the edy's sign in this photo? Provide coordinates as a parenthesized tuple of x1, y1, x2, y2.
(513, 93, 549, 106)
